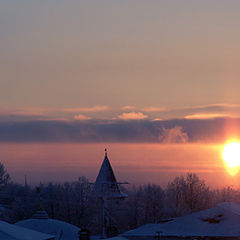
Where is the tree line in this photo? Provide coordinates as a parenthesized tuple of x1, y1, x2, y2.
(0, 163, 238, 235)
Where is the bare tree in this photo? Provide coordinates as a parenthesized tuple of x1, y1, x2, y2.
(166, 173, 211, 215)
(184, 173, 210, 212)
(0, 162, 10, 189)
(166, 176, 187, 216)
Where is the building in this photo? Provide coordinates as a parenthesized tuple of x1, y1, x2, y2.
(93, 149, 127, 238)
(93, 149, 127, 200)
(15, 208, 80, 240)
(0, 220, 54, 240)
(121, 202, 240, 240)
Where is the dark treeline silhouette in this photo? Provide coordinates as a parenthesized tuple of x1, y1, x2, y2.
(0, 169, 239, 235)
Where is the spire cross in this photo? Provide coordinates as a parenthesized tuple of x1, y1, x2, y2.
(105, 148, 107, 157)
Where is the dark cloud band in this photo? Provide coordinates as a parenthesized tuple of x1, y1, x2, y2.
(0, 117, 239, 143)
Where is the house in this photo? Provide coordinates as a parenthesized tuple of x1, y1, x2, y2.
(15, 208, 80, 240)
(0, 220, 54, 240)
(122, 202, 240, 240)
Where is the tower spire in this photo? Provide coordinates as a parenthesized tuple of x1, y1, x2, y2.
(105, 148, 107, 157)
(93, 149, 127, 200)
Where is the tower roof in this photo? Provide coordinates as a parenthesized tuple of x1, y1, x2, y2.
(93, 149, 126, 199)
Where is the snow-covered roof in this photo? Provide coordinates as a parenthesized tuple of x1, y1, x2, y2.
(15, 210, 80, 240)
(0, 220, 54, 240)
(105, 236, 128, 240)
(93, 149, 126, 199)
(122, 202, 240, 238)
(91, 236, 128, 240)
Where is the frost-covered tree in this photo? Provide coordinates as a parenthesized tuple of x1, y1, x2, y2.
(166, 173, 211, 215)
(166, 176, 187, 216)
(141, 184, 165, 223)
(0, 161, 11, 219)
(0, 162, 10, 189)
(0, 172, 232, 233)
(184, 173, 210, 212)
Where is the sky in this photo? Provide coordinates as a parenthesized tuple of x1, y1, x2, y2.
(1, 1, 240, 187)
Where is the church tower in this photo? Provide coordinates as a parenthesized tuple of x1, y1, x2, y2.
(93, 149, 126, 200)
(93, 149, 127, 238)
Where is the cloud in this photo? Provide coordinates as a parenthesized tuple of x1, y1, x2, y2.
(0, 108, 51, 117)
(150, 103, 240, 120)
(1, 116, 240, 143)
(3, 103, 240, 123)
(117, 112, 148, 120)
(0, 120, 158, 142)
(73, 114, 92, 121)
(158, 126, 188, 143)
(142, 107, 166, 112)
(184, 113, 229, 119)
(0, 106, 111, 122)
(121, 105, 136, 110)
(37, 118, 69, 121)
(152, 118, 162, 121)
(179, 103, 240, 112)
(63, 105, 109, 113)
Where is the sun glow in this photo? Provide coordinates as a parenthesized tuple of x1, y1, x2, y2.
(222, 142, 240, 176)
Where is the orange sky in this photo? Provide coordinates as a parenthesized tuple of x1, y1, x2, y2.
(2, 142, 239, 189)
(1, 2, 240, 189)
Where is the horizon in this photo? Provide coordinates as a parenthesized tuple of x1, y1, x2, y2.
(2, 142, 239, 189)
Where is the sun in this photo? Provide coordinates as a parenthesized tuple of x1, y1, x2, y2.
(222, 142, 240, 176)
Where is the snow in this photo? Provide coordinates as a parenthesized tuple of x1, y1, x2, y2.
(90, 236, 128, 240)
(122, 202, 240, 238)
(218, 202, 240, 215)
(105, 236, 128, 240)
(16, 218, 80, 240)
(0, 220, 54, 240)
